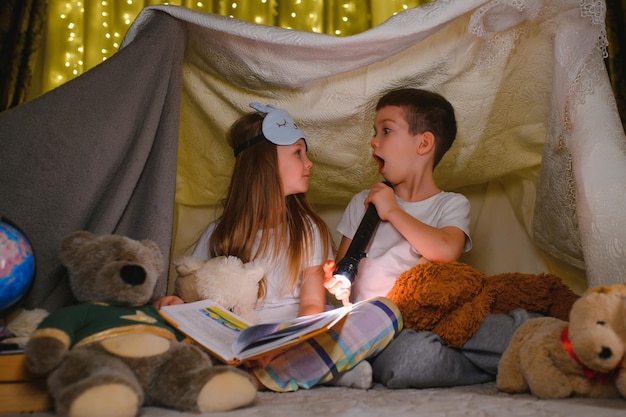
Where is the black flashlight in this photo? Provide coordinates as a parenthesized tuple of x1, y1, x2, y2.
(332, 181, 393, 288)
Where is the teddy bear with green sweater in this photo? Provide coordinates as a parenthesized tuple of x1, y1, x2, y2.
(24, 231, 256, 417)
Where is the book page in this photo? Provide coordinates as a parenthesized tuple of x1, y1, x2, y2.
(232, 306, 350, 355)
(159, 299, 252, 363)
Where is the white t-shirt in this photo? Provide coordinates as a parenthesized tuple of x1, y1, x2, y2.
(192, 220, 333, 323)
(337, 190, 472, 302)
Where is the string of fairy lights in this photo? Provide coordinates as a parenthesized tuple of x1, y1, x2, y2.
(43, 0, 431, 92)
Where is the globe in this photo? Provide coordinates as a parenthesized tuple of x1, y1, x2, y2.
(0, 218, 36, 312)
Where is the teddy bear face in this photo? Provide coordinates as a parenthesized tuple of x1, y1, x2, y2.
(174, 255, 264, 323)
(61, 231, 164, 305)
(568, 291, 626, 373)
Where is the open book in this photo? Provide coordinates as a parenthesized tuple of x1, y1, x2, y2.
(159, 299, 351, 365)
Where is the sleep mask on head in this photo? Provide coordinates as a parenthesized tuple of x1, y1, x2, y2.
(234, 102, 308, 157)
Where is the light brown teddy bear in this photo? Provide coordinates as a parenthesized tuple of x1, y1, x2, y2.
(174, 255, 264, 323)
(496, 284, 626, 399)
(387, 261, 580, 348)
(24, 231, 257, 417)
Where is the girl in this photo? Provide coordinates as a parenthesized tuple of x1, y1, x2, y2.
(157, 103, 402, 392)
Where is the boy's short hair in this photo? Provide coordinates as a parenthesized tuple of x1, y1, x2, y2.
(376, 88, 457, 168)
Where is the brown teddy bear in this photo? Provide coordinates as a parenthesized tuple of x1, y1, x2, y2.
(24, 231, 257, 417)
(174, 255, 264, 323)
(387, 261, 580, 348)
(496, 283, 626, 399)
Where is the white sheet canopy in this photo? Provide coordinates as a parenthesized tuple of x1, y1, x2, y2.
(122, 0, 625, 288)
(2, 0, 624, 312)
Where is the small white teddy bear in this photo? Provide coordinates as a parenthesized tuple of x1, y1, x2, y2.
(174, 255, 264, 323)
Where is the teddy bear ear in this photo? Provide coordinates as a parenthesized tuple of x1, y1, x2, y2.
(60, 231, 95, 261)
(62, 231, 94, 249)
(585, 283, 626, 298)
(584, 284, 626, 296)
(140, 239, 164, 272)
(248, 266, 265, 283)
(585, 286, 610, 295)
(244, 260, 265, 283)
(606, 283, 626, 296)
(173, 256, 206, 276)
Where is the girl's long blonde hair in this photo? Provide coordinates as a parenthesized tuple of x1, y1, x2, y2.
(208, 112, 333, 298)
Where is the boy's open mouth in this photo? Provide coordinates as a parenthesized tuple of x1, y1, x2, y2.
(373, 154, 385, 171)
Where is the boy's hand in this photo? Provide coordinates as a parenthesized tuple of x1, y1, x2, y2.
(322, 260, 352, 306)
(365, 181, 398, 221)
(153, 295, 184, 309)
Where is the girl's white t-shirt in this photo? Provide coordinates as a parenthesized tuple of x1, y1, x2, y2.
(192, 220, 333, 323)
(337, 190, 472, 302)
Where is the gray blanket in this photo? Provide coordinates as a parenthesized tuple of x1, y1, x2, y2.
(0, 13, 185, 311)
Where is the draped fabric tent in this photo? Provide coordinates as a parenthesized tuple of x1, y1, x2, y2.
(0, 0, 624, 313)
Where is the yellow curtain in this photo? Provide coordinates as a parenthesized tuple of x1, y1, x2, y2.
(42, 0, 434, 93)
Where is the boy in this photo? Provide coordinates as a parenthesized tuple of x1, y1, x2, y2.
(324, 88, 531, 388)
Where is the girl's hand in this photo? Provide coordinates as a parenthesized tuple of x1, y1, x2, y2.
(322, 260, 351, 306)
(153, 295, 184, 309)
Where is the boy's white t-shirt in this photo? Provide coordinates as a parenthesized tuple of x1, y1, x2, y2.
(192, 221, 333, 323)
(337, 190, 472, 302)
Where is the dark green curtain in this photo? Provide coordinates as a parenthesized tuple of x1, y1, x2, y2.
(606, 0, 626, 131)
(0, 0, 48, 112)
